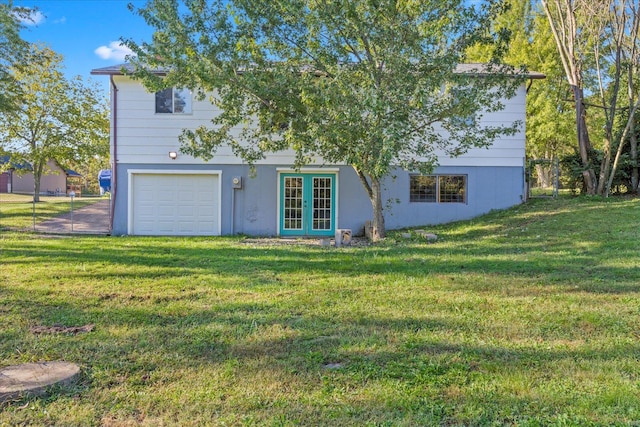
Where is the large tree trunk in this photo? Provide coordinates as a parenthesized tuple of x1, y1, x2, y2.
(534, 162, 551, 188)
(370, 178, 386, 241)
(573, 85, 597, 195)
(32, 160, 44, 203)
(353, 167, 386, 241)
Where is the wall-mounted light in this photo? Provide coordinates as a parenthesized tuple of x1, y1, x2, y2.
(168, 151, 178, 160)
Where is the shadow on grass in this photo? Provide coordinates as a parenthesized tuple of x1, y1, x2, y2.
(2, 196, 640, 424)
(3, 227, 640, 294)
(4, 285, 640, 421)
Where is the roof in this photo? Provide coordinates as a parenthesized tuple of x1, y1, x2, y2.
(455, 63, 545, 80)
(90, 63, 161, 76)
(0, 155, 32, 171)
(91, 63, 545, 79)
(0, 156, 83, 176)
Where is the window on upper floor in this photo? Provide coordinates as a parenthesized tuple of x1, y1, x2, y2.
(155, 88, 192, 114)
(410, 175, 466, 203)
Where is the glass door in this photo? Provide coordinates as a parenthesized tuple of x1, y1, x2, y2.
(280, 173, 335, 236)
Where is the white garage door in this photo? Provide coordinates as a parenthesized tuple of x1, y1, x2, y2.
(130, 173, 220, 236)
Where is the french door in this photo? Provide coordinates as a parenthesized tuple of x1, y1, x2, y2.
(279, 173, 335, 236)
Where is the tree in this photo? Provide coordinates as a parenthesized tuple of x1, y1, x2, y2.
(0, 1, 29, 115)
(541, 0, 640, 196)
(0, 44, 109, 202)
(541, 0, 598, 194)
(591, 0, 640, 196)
(126, 0, 524, 240)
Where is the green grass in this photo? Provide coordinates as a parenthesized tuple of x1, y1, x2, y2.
(1, 195, 639, 426)
(0, 194, 106, 231)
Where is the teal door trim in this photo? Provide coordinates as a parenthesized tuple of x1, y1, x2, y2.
(279, 173, 336, 236)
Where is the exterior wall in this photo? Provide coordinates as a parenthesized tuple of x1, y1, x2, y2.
(11, 160, 66, 194)
(110, 162, 524, 236)
(111, 76, 526, 168)
(108, 76, 527, 236)
(382, 165, 524, 230)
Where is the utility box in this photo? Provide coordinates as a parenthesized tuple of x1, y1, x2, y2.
(232, 176, 243, 189)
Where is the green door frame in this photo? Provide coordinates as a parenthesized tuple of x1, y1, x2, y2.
(279, 173, 336, 237)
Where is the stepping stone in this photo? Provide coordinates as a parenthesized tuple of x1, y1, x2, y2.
(0, 361, 80, 403)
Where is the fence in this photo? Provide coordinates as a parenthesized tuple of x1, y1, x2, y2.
(0, 193, 111, 234)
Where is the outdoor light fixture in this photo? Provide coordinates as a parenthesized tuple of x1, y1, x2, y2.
(168, 151, 178, 160)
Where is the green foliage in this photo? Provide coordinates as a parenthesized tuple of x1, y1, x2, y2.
(1, 196, 640, 425)
(125, 0, 526, 237)
(560, 149, 637, 194)
(0, 1, 29, 114)
(0, 44, 109, 201)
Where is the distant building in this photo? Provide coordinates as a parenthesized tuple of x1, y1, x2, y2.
(0, 156, 82, 196)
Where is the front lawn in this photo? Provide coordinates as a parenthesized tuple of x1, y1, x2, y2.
(1, 196, 639, 426)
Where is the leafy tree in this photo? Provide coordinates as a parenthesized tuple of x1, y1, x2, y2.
(0, 1, 29, 114)
(541, 0, 598, 195)
(0, 44, 109, 202)
(590, 0, 640, 196)
(541, 0, 640, 196)
(126, 0, 524, 239)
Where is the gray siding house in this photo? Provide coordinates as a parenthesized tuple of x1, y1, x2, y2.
(91, 65, 542, 237)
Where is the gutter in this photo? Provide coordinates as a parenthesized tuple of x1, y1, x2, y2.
(109, 75, 119, 234)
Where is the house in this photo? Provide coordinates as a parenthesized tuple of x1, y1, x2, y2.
(91, 64, 544, 237)
(0, 156, 82, 196)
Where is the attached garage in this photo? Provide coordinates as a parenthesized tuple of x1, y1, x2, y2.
(128, 170, 221, 236)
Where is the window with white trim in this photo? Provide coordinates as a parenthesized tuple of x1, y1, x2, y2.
(410, 175, 466, 203)
(155, 88, 192, 114)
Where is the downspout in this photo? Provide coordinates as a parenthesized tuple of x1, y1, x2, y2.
(109, 75, 119, 233)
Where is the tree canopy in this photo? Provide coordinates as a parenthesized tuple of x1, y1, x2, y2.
(126, 0, 525, 239)
(0, 45, 109, 201)
(0, 1, 30, 115)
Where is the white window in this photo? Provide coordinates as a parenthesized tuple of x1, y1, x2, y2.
(155, 88, 192, 114)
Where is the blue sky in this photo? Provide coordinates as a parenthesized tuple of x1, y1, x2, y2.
(14, 0, 153, 98)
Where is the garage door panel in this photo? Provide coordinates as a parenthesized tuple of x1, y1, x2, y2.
(131, 173, 220, 236)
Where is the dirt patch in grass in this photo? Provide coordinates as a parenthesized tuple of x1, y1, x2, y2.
(30, 324, 95, 335)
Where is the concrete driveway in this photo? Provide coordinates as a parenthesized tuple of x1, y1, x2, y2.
(36, 199, 111, 234)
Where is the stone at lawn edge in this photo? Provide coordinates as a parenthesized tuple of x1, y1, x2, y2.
(0, 361, 80, 403)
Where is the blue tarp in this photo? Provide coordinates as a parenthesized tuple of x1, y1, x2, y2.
(98, 169, 111, 192)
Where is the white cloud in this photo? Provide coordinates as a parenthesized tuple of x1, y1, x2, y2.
(53, 16, 67, 25)
(94, 41, 134, 62)
(15, 9, 45, 26)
